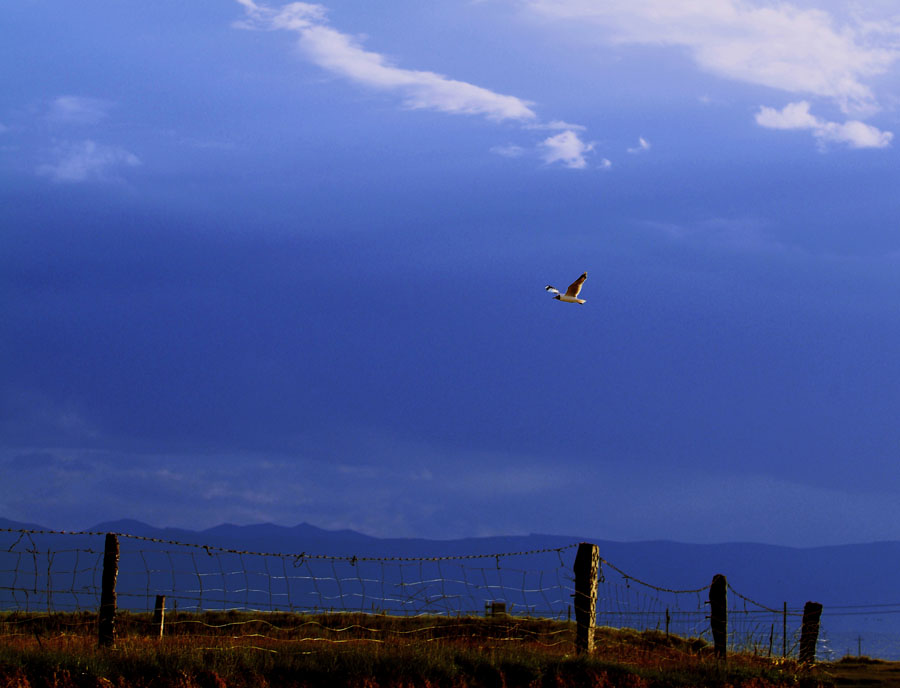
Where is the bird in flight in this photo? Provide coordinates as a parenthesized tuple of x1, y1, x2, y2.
(545, 272, 588, 304)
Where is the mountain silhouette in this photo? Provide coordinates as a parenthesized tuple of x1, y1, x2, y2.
(2, 517, 898, 642)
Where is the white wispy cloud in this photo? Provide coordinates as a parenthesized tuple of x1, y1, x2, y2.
(627, 136, 651, 153)
(234, 1, 620, 169)
(522, 0, 899, 115)
(540, 129, 595, 168)
(37, 140, 141, 183)
(524, 119, 587, 131)
(756, 101, 893, 148)
(490, 143, 526, 158)
(493, 134, 607, 168)
(235, 0, 537, 122)
(47, 96, 113, 125)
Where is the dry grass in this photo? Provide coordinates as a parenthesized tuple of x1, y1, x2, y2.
(0, 611, 831, 687)
(815, 656, 900, 688)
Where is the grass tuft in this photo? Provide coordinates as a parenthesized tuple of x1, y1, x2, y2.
(0, 612, 831, 687)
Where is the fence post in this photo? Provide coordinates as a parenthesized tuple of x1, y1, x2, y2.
(783, 601, 787, 658)
(709, 574, 727, 660)
(153, 594, 166, 638)
(573, 542, 599, 654)
(798, 601, 823, 664)
(98, 533, 120, 648)
(768, 623, 774, 657)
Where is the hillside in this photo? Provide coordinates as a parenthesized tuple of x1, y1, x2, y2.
(2, 517, 899, 637)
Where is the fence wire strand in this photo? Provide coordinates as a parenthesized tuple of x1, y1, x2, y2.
(0, 527, 871, 657)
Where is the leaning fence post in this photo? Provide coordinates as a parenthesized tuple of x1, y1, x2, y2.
(709, 574, 727, 660)
(98, 533, 120, 648)
(768, 623, 774, 657)
(798, 601, 823, 664)
(573, 542, 599, 654)
(153, 594, 166, 638)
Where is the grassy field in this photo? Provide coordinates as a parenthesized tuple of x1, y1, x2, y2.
(817, 657, 900, 688)
(0, 611, 834, 687)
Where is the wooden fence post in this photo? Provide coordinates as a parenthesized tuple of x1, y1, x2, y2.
(768, 623, 774, 657)
(782, 601, 787, 658)
(573, 542, 599, 654)
(798, 601, 823, 664)
(98, 533, 119, 648)
(709, 574, 727, 660)
(153, 595, 166, 638)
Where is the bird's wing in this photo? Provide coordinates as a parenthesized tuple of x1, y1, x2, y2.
(545, 285, 560, 295)
(564, 272, 587, 297)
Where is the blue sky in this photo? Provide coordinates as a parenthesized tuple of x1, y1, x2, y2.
(2, 0, 900, 546)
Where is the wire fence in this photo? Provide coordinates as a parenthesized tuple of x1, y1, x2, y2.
(0, 527, 870, 657)
(594, 554, 809, 656)
(1, 529, 576, 618)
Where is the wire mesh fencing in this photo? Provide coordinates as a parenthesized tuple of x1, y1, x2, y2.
(0, 529, 577, 617)
(0, 527, 835, 657)
(592, 556, 808, 656)
(1, 528, 582, 651)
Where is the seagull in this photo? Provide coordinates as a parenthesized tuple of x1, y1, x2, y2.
(545, 272, 588, 304)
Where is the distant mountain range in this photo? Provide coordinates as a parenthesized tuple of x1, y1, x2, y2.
(3, 516, 899, 637)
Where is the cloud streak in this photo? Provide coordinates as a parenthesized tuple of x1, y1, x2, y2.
(522, 0, 899, 115)
(235, 1, 537, 122)
(234, 2, 613, 169)
(756, 101, 893, 149)
(521, 1, 898, 148)
(490, 143, 526, 158)
(37, 140, 141, 183)
(627, 136, 650, 154)
(47, 96, 113, 125)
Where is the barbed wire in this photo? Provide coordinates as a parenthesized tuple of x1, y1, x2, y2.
(2, 527, 891, 657)
(0, 528, 578, 562)
(726, 582, 802, 616)
(0, 529, 577, 621)
(599, 557, 712, 595)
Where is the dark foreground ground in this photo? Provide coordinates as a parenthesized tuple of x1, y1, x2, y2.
(0, 612, 849, 687)
(822, 657, 900, 688)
